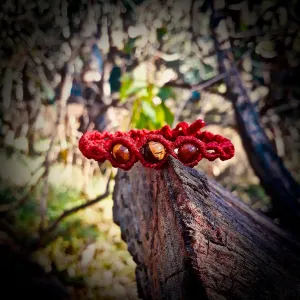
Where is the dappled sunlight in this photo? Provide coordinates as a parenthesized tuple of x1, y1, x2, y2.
(1, 0, 299, 299)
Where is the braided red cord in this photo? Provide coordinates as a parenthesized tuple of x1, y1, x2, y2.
(78, 119, 235, 170)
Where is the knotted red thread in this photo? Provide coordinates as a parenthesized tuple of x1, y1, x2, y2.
(78, 119, 235, 170)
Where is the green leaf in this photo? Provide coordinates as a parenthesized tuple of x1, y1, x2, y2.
(154, 105, 165, 127)
(123, 37, 139, 54)
(120, 73, 133, 101)
(141, 101, 156, 124)
(135, 112, 147, 129)
(126, 85, 146, 98)
(157, 87, 174, 101)
(130, 98, 142, 127)
(202, 63, 214, 76)
(161, 102, 174, 125)
(146, 83, 155, 101)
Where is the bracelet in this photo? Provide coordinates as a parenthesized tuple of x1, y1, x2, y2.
(78, 119, 235, 171)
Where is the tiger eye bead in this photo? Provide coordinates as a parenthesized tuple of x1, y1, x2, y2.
(178, 143, 199, 163)
(141, 141, 166, 163)
(112, 144, 131, 164)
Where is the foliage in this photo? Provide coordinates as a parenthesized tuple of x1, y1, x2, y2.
(1, 0, 300, 298)
(0, 181, 138, 300)
(119, 73, 174, 129)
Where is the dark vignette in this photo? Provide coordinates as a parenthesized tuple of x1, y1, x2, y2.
(0, 0, 300, 299)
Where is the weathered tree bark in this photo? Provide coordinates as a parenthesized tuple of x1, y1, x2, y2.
(113, 156, 300, 300)
(209, 5, 300, 234)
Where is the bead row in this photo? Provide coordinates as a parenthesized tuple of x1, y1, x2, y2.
(78, 120, 235, 170)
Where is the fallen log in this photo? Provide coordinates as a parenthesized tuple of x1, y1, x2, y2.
(113, 156, 300, 300)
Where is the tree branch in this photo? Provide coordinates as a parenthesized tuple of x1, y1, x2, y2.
(40, 173, 111, 238)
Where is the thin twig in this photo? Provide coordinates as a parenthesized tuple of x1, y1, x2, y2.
(164, 72, 227, 92)
(41, 173, 112, 237)
(171, 73, 226, 126)
(38, 60, 75, 233)
(171, 47, 253, 126)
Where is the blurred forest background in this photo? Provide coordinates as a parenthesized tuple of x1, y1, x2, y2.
(0, 0, 300, 299)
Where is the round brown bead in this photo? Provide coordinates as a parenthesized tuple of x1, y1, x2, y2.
(141, 141, 166, 163)
(177, 143, 199, 163)
(112, 144, 131, 164)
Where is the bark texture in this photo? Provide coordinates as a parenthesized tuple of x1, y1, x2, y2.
(113, 156, 300, 300)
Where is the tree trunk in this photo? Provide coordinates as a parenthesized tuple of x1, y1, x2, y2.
(113, 156, 300, 300)
(208, 5, 300, 234)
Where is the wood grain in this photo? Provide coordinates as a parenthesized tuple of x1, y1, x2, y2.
(113, 156, 300, 300)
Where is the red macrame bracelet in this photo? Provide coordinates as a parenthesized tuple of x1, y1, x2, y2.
(78, 119, 235, 170)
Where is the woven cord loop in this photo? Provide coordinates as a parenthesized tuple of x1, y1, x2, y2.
(78, 119, 235, 170)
